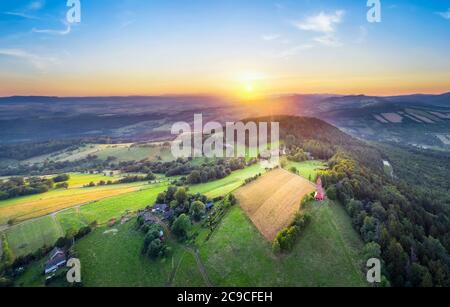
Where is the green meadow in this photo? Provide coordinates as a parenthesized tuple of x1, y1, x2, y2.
(199, 201, 366, 287)
(14, 199, 366, 287)
(284, 160, 327, 181)
(189, 163, 266, 198)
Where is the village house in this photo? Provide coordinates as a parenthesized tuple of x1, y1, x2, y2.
(205, 202, 214, 211)
(314, 177, 326, 201)
(44, 247, 67, 275)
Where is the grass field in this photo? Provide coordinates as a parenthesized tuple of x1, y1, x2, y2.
(0, 182, 146, 225)
(283, 160, 327, 181)
(235, 168, 315, 240)
(71, 221, 205, 287)
(2, 182, 168, 258)
(23, 142, 174, 164)
(66, 173, 122, 188)
(14, 198, 366, 287)
(1, 164, 261, 260)
(199, 202, 366, 286)
(189, 163, 266, 198)
(5, 216, 63, 257)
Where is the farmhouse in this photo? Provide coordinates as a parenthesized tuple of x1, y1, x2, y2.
(314, 177, 326, 201)
(44, 247, 67, 274)
(205, 202, 214, 210)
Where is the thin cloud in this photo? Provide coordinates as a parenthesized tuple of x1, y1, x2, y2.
(3, 0, 45, 20)
(0, 48, 57, 70)
(314, 35, 342, 47)
(32, 22, 72, 36)
(4, 11, 40, 20)
(275, 44, 313, 58)
(28, 0, 45, 11)
(262, 34, 281, 41)
(437, 9, 450, 20)
(293, 10, 345, 33)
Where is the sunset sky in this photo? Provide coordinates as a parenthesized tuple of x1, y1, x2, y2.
(0, 0, 449, 97)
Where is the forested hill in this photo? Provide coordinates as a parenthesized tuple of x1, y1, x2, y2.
(245, 115, 384, 172)
(250, 115, 450, 287)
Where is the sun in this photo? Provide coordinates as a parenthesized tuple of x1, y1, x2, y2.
(245, 83, 254, 93)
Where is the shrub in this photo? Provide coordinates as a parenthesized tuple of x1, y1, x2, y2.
(52, 174, 70, 183)
(189, 201, 206, 221)
(273, 212, 311, 253)
(171, 214, 191, 241)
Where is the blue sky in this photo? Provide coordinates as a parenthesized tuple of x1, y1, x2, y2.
(0, 0, 449, 96)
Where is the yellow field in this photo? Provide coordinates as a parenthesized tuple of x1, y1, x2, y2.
(0, 184, 144, 225)
(234, 168, 315, 241)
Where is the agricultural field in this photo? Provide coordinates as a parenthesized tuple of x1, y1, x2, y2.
(1, 164, 263, 259)
(234, 168, 315, 240)
(2, 182, 168, 258)
(283, 160, 327, 181)
(65, 173, 123, 188)
(23, 142, 174, 164)
(4, 216, 64, 257)
(0, 182, 147, 225)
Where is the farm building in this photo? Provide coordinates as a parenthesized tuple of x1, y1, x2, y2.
(44, 247, 67, 274)
(314, 177, 326, 201)
(205, 202, 214, 210)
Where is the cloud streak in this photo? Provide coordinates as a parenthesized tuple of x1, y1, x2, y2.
(32, 23, 72, 36)
(437, 9, 450, 19)
(0, 48, 57, 70)
(275, 44, 313, 58)
(293, 10, 345, 33)
(262, 34, 281, 41)
(3, 0, 45, 20)
(3, 11, 40, 20)
(293, 10, 345, 47)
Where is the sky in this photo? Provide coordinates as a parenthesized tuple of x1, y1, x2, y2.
(0, 0, 449, 97)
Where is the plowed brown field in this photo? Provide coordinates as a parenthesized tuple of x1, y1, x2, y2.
(235, 168, 315, 241)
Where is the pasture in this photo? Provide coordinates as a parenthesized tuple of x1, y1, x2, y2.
(189, 163, 266, 198)
(234, 168, 315, 241)
(5, 216, 63, 257)
(16, 200, 366, 287)
(199, 202, 366, 286)
(72, 221, 206, 287)
(283, 160, 327, 181)
(23, 142, 174, 164)
(66, 173, 122, 188)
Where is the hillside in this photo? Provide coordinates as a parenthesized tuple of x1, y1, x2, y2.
(0, 94, 448, 151)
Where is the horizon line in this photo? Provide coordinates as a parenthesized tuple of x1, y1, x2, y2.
(1, 91, 449, 100)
